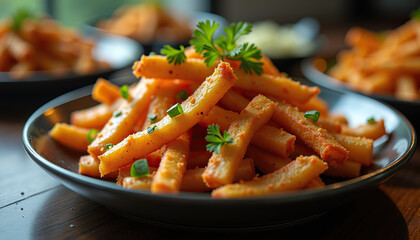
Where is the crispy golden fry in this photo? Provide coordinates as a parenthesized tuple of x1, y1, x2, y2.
(212, 155, 328, 198)
(288, 96, 329, 117)
(152, 132, 191, 193)
(331, 133, 373, 166)
(304, 176, 325, 189)
(92, 78, 121, 105)
(395, 75, 419, 101)
(181, 158, 255, 192)
(246, 145, 292, 174)
(324, 160, 361, 178)
(99, 62, 237, 175)
(133, 55, 320, 103)
(290, 140, 317, 159)
(70, 99, 122, 130)
(272, 101, 349, 167)
(316, 117, 342, 134)
(200, 105, 295, 157)
(49, 123, 90, 152)
(341, 119, 386, 140)
(79, 155, 117, 179)
(219, 90, 250, 112)
(89, 79, 159, 158)
(187, 150, 212, 169)
(202, 95, 277, 188)
(123, 173, 156, 190)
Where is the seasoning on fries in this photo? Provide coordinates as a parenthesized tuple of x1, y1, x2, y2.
(49, 20, 387, 198)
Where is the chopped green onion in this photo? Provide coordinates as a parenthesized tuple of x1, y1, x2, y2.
(87, 129, 98, 143)
(130, 159, 150, 177)
(304, 110, 320, 123)
(12, 9, 33, 32)
(176, 89, 189, 101)
(120, 85, 129, 100)
(167, 103, 184, 118)
(113, 110, 122, 117)
(104, 143, 114, 150)
(147, 125, 157, 134)
(148, 114, 157, 123)
(367, 117, 376, 124)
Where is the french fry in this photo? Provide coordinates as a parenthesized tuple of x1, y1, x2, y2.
(200, 106, 295, 158)
(99, 62, 237, 175)
(187, 150, 212, 169)
(219, 90, 250, 112)
(323, 160, 361, 178)
(123, 172, 156, 190)
(246, 145, 292, 174)
(92, 78, 121, 105)
(272, 100, 349, 167)
(288, 96, 329, 117)
(181, 158, 255, 192)
(304, 176, 325, 189)
(79, 155, 118, 179)
(70, 99, 122, 129)
(212, 155, 328, 198)
(202, 95, 277, 188)
(49, 123, 90, 152)
(152, 132, 191, 193)
(341, 119, 386, 140)
(89, 79, 159, 158)
(316, 117, 342, 134)
(331, 133, 373, 166)
(133, 55, 320, 103)
(395, 75, 419, 101)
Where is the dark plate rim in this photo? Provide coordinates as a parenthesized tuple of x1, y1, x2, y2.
(301, 57, 420, 105)
(22, 84, 417, 204)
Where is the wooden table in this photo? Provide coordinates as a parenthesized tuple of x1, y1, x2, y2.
(0, 90, 419, 240)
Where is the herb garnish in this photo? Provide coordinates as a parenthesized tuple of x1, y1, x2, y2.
(161, 20, 263, 75)
(120, 85, 129, 100)
(176, 89, 189, 101)
(167, 103, 184, 118)
(104, 143, 114, 150)
(130, 159, 150, 177)
(148, 114, 157, 123)
(205, 124, 233, 154)
(304, 110, 320, 123)
(367, 117, 376, 124)
(147, 125, 157, 134)
(87, 129, 98, 143)
(113, 110, 122, 117)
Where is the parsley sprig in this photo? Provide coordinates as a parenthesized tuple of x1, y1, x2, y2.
(161, 20, 263, 75)
(205, 124, 233, 154)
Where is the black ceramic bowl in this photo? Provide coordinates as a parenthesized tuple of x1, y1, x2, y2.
(0, 34, 142, 99)
(301, 58, 420, 126)
(23, 83, 416, 230)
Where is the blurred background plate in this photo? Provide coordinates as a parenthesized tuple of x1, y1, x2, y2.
(23, 81, 416, 230)
(85, 11, 228, 55)
(301, 58, 420, 127)
(0, 33, 142, 99)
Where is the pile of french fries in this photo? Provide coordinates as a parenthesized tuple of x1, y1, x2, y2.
(0, 17, 110, 79)
(49, 48, 387, 198)
(97, 2, 192, 44)
(327, 18, 420, 101)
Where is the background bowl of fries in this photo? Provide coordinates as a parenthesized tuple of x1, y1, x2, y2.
(302, 18, 420, 124)
(23, 82, 416, 229)
(87, 2, 228, 54)
(0, 15, 142, 99)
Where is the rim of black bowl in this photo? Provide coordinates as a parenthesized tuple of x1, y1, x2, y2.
(23, 84, 417, 204)
(301, 58, 420, 106)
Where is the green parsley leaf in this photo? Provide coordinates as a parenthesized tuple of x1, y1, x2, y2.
(367, 117, 376, 124)
(176, 89, 189, 101)
(167, 103, 184, 118)
(130, 159, 150, 178)
(189, 21, 263, 75)
(411, 8, 420, 20)
(87, 129, 98, 143)
(113, 110, 122, 117)
(12, 9, 33, 32)
(147, 125, 157, 134)
(161, 45, 186, 65)
(120, 85, 129, 100)
(304, 110, 320, 123)
(148, 114, 157, 123)
(104, 143, 114, 150)
(205, 124, 233, 154)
